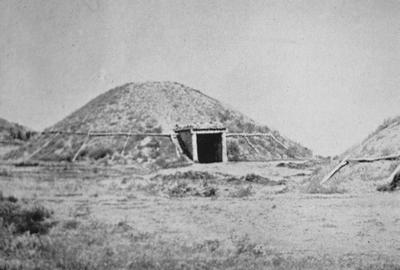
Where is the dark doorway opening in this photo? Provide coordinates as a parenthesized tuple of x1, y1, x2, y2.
(196, 133, 222, 163)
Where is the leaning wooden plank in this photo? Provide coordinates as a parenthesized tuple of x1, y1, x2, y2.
(72, 131, 91, 162)
(120, 132, 131, 155)
(244, 136, 259, 154)
(267, 133, 288, 150)
(320, 157, 350, 185)
(385, 163, 400, 185)
(24, 133, 60, 161)
(227, 132, 288, 150)
(170, 134, 185, 157)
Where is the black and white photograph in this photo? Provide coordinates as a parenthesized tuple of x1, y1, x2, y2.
(1, 0, 400, 269)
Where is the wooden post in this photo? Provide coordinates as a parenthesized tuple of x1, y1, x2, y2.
(191, 130, 198, 162)
(221, 132, 228, 162)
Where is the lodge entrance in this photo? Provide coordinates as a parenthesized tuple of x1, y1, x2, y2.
(174, 126, 227, 163)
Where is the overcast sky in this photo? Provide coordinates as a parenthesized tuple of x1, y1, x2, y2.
(1, 0, 399, 156)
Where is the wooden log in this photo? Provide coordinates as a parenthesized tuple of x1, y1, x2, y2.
(319, 157, 349, 185)
(227, 133, 288, 150)
(24, 133, 60, 161)
(227, 133, 274, 137)
(385, 163, 400, 186)
(347, 154, 400, 163)
(243, 136, 259, 154)
(42, 131, 171, 137)
(321, 154, 400, 185)
(72, 131, 91, 162)
(170, 134, 185, 157)
(268, 133, 289, 150)
(120, 132, 131, 155)
(89, 132, 170, 137)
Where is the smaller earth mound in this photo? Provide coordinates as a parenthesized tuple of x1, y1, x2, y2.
(0, 118, 36, 157)
(309, 116, 400, 193)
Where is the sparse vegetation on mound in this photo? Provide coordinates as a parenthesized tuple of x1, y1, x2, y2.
(307, 115, 400, 193)
(0, 118, 36, 158)
(343, 116, 400, 159)
(0, 118, 36, 144)
(5, 81, 311, 166)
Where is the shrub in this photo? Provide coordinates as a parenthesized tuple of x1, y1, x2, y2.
(154, 156, 190, 169)
(0, 197, 53, 235)
(168, 182, 192, 197)
(62, 219, 80, 230)
(377, 171, 400, 192)
(7, 127, 36, 141)
(0, 191, 17, 202)
(147, 178, 219, 198)
(229, 185, 253, 198)
(151, 171, 217, 181)
(306, 182, 346, 194)
(201, 186, 217, 197)
(243, 173, 285, 185)
(88, 147, 114, 160)
(276, 161, 316, 170)
(243, 173, 261, 182)
(377, 184, 393, 192)
(225, 174, 285, 186)
(286, 146, 301, 158)
(137, 182, 160, 196)
(14, 161, 40, 167)
(154, 157, 169, 169)
(0, 169, 11, 177)
(227, 140, 241, 161)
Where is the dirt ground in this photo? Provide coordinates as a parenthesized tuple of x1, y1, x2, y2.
(1, 160, 399, 268)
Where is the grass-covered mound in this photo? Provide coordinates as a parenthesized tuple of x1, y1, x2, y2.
(306, 116, 400, 193)
(5, 82, 311, 167)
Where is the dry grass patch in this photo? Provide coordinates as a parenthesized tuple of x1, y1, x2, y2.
(1, 218, 398, 270)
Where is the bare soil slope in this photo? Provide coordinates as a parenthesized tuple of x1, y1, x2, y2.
(5, 82, 311, 167)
